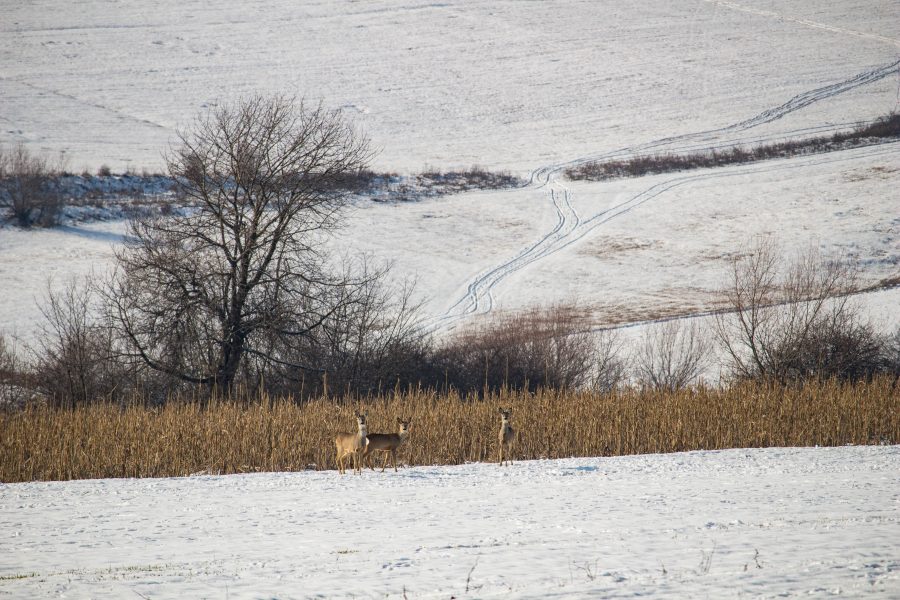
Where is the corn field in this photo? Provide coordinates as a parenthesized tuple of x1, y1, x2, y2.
(1, 378, 897, 483)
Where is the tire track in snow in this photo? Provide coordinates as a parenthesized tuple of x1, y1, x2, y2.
(529, 57, 900, 186)
(423, 140, 899, 336)
(416, 185, 579, 332)
(539, 140, 900, 263)
(420, 59, 900, 334)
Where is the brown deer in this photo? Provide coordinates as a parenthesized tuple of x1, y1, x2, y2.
(498, 407, 515, 466)
(335, 411, 368, 475)
(363, 417, 411, 472)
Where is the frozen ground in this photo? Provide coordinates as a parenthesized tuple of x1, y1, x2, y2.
(1, 446, 898, 598)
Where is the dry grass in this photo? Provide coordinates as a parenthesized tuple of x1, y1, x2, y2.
(1, 378, 897, 482)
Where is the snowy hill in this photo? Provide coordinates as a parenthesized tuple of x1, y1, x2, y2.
(2, 1, 899, 341)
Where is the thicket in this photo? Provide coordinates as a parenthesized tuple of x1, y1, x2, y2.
(566, 113, 900, 181)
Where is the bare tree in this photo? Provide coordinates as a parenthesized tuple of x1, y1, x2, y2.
(634, 320, 710, 391)
(714, 237, 876, 383)
(106, 95, 373, 393)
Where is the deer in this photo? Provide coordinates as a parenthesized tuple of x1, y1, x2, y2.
(363, 417, 411, 472)
(335, 411, 368, 475)
(498, 407, 515, 466)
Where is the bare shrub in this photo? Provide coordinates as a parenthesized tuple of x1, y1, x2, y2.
(882, 327, 900, 389)
(566, 113, 900, 181)
(97, 164, 112, 177)
(418, 165, 520, 192)
(0, 143, 62, 227)
(33, 278, 128, 407)
(634, 320, 711, 391)
(0, 333, 35, 408)
(593, 328, 629, 392)
(714, 238, 884, 383)
(843, 112, 900, 140)
(240, 261, 431, 398)
(436, 304, 596, 394)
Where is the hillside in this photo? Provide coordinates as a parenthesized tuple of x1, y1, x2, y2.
(2, 1, 899, 341)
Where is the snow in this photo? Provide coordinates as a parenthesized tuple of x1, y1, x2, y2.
(3, 1, 900, 345)
(3, 1, 900, 174)
(2, 446, 898, 598)
(0, 221, 123, 341)
(2, 6, 898, 597)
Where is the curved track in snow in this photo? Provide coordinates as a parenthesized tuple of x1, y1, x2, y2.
(419, 58, 900, 335)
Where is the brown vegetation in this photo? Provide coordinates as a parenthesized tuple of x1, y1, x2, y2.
(566, 114, 900, 181)
(0, 143, 64, 227)
(2, 377, 896, 483)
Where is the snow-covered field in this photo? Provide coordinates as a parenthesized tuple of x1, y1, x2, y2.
(2, 0, 899, 342)
(2, 4, 900, 595)
(4, 0, 900, 173)
(2, 446, 898, 598)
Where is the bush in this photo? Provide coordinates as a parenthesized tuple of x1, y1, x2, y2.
(592, 328, 629, 392)
(634, 320, 711, 391)
(714, 238, 887, 383)
(0, 334, 35, 408)
(0, 143, 62, 227)
(247, 266, 433, 399)
(33, 278, 135, 407)
(435, 304, 596, 394)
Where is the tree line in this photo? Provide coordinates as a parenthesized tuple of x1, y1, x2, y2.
(1, 96, 898, 408)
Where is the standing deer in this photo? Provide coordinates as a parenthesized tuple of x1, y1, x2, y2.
(363, 417, 411, 472)
(498, 407, 515, 466)
(335, 411, 368, 475)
